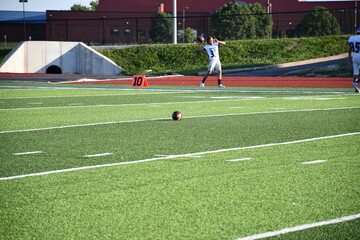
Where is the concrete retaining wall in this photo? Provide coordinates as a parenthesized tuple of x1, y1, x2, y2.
(0, 41, 123, 75)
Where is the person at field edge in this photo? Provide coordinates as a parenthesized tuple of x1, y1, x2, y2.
(348, 27, 360, 93)
(197, 36, 226, 88)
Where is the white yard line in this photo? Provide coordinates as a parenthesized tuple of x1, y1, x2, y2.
(284, 97, 347, 100)
(301, 160, 328, 164)
(1, 131, 359, 181)
(227, 158, 253, 162)
(0, 118, 168, 134)
(84, 153, 113, 158)
(154, 154, 202, 158)
(27, 102, 43, 105)
(13, 151, 44, 155)
(0, 91, 186, 100)
(1, 106, 359, 134)
(0, 99, 235, 111)
(0, 85, 351, 94)
(235, 213, 360, 240)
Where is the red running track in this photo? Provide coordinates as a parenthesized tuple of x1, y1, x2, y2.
(63, 76, 352, 88)
(0, 73, 352, 88)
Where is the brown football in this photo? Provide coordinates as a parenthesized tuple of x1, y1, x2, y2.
(197, 36, 205, 43)
(172, 111, 182, 120)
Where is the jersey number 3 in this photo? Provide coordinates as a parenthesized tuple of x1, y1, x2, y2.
(209, 49, 215, 58)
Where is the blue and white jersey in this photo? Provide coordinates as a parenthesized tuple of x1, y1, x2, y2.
(348, 35, 360, 56)
(203, 43, 220, 60)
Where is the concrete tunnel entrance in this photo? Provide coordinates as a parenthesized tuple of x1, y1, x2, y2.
(46, 65, 62, 74)
(0, 41, 123, 75)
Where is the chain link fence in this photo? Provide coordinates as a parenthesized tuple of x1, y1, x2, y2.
(0, 7, 358, 45)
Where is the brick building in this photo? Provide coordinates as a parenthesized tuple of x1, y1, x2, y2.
(0, 11, 46, 43)
(97, 0, 354, 13)
(47, 0, 356, 44)
(0, 0, 357, 44)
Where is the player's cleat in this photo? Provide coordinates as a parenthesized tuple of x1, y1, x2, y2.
(200, 82, 205, 88)
(218, 84, 225, 88)
(352, 82, 360, 93)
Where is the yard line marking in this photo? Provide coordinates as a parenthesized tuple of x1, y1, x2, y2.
(83, 153, 113, 158)
(227, 158, 253, 162)
(285, 97, 347, 101)
(0, 88, 52, 91)
(1, 106, 359, 134)
(2, 84, 355, 94)
(1, 131, 359, 181)
(0, 118, 169, 134)
(0, 91, 187, 100)
(184, 107, 360, 120)
(301, 160, 327, 164)
(13, 151, 44, 155)
(68, 103, 84, 106)
(154, 154, 202, 158)
(27, 102, 43, 105)
(211, 96, 265, 99)
(0, 99, 236, 111)
(235, 213, 360, 240)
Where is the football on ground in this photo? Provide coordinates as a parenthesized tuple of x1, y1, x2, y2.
(172, 111, 182, 120)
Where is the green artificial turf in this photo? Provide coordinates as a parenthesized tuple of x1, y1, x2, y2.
(0, 83, 359, 239)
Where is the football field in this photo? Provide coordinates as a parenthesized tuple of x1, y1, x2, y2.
(0, 83, 359, 239)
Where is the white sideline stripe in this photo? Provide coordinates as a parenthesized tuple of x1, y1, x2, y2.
(227, 158, 253, 162)
(27, 102, 43, 105)
(0, 99, 235, 111)
(84, 153, 113, 158)
(301, 160, 327, 164)
(154, 154, 202, 158)
(0, 118, 168, 134)
(0, 91, 183, 100)
(13, 151, 43, 155)
(1, 131, 359, 181)
(1, 106, 359, 134)
(235, 213, 360, 240)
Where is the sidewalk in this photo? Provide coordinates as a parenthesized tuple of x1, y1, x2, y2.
(198, 53, 347, 75)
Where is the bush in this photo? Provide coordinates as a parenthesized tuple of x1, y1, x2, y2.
(249, 3, 273, 39)
(149, 12, 173, 43)
(184, 27, 195, 43)
(209, 2, 272, 40)
(97, 35, 349, 75)
(210, 2, 254, 40)
(295, 6, 341, 37)
(0, 48, 12, 63)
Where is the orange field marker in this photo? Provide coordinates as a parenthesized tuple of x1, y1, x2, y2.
(132, 75, 149, 87)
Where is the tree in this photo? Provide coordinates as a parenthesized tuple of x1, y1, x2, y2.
(184, 27, 195, 43)
(249, 3, 272, 39)
(209, 2, 272, 40)
(89, 0, 99, 11)
(71, 1, 98, 11)
(71, 4, 89, 11)
(210, 2, 253, 40)
(149, 12, 172, 43)
(295, 6, 341, 37)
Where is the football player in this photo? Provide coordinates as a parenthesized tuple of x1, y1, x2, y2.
(197, 36, 226, 88)
(348, 27, 360, 93)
